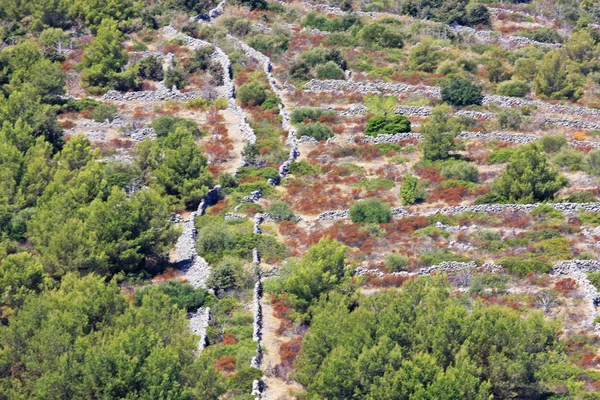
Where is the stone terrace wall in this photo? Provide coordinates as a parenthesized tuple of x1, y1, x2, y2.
(305, 79, 600, 123)
(316, 202, 600, 221)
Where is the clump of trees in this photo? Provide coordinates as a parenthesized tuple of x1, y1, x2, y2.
(269, 238, 347, 313)
(294, 276, 587, 399)
(289, 47, 347, 81)
(80, 19, 139, 94)
(0, 273, 225, 398)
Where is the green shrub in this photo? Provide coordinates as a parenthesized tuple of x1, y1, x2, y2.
(541, 135, 567, 153)
(407, 40, 442, 72)
(584, 150, 600, 176)
(552, 148, 583, 170)
(296, 122, 333, 141)
(489, 148, 516, 164)
(90, 103, 118, 122)
(466, 3, 491, 26)
(400, 174, 422, 205)
(290, 107, 333, 124)
(564, 192, 597, 203)
(349, 198, 392, 223)
(497, 109, 523, 130)
(588, 272, 600, 291)
(300, 47, 347, 69)
(316, 61, 345, 79)
(354, 178, 395, 191)
(238, 81, 268, 106)
(247, 33, 289, 54)
(150, 115, 201, 138)
(267, 201, 294, 221)
(288, 161, 320, 175)
(497, 79, 530, 97)
(164, 67, 187, 89)
(413, 225, 450, 239)
(533, 237, 572, 260)
(359, 23, 404, 49)
(421, 249, 470, 266)
(137, 55, 164, 81)
(440, 161, 479, 183)
(579, 212, 600, 225)
(236, 166, 279, 181)
(384, 253, 409, 272)
(531, 204, 563, 221)
(364, 115, 411, 136)
(440, 76, 483, 107)
(517, 27, 562, 44)
(497, 256, 552, 276)
(135, 280, 207, 310)
(289, 60, 313, 81)
(492, 143, 567, 203)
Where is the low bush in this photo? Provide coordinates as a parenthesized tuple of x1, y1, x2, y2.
(349, 198, 392, 223)
(497, 256, 553, 276)
(150, 115, 202, 138)
(288, 160, 321, 175)
(384, 253, 409, 272)
(400, 174, 422, 205)
(90, 103, 118, 122)
(238, 81, 268, 106)
(440, 76, 483, 107)
(364, 115, 411, 136)
(440, 161, 479, 183)
(290, 107, 334, 124)
(267, 201, 295, 221)
(296, 122, 333, 141)
(316, 61, 346, 79)
(497, 79, 530, 97)
(541, 135, 567, 153)
(584, 150, 600, 176)
(135, 280, 208, 310)
(489, 148, 516, 164)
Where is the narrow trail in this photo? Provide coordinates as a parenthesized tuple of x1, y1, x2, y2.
(260, 300, 304, 400)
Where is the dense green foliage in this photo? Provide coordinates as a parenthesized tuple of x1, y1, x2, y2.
(296, 122, 333, 141)
(135, 280, 209, 310)
(270, 238, 347, 313)
(440, 76, 483, 107)
(295, 277, 569, 399)
(364, 115, 411, 136)
(421, 106, 459, 161)
(134, 128, 213, 209)
(400, 174, 422, 205)
(349, 198, 392, 223)
(0, 273, 224, 399)
(492, 143, 567, 203)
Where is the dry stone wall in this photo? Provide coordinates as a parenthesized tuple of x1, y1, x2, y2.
(316, 202, 600, 221)
(305, 79, 600, 125)
(227, 34, 300, 183)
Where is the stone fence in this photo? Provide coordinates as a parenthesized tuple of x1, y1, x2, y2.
(305, 79, 600, 122)
(316, 202, 600, 221)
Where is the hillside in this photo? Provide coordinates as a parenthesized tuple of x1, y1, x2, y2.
(2, 0, 600, 398)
